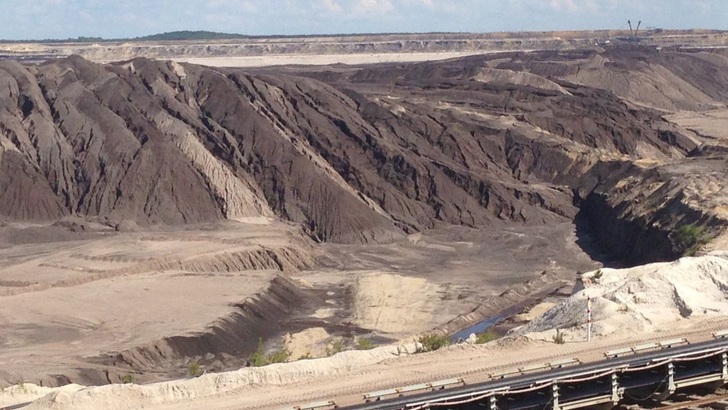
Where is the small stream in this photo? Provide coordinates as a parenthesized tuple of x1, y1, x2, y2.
(449, 300, 538, 342)
(450, 315, 506, 341)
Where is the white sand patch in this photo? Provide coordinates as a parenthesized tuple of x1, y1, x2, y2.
(406, 233, 456, 251)
(169, 52, 487, 68)
(352, 272, 441, 335)
(312, 307, 337, 319)
(21, 343, 421, 410)
(0, 384, 84, 408)
(169, 61, 187, 79)
(284, 327, 330, 359)
(230, 216, 274, 225)
(514, 252, 728, 341)
(172, 130, 273, 219)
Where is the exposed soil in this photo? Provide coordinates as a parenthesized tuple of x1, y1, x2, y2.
(1, 44, 728, 394)
(2, 48, 722, 251)
(0, 220, 598, 387)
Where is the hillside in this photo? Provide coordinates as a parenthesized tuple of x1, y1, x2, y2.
(0, 49, 709, 246)
(1, 48, 728, 256)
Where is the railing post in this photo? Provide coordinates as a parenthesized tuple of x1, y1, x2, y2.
(552, 383, 560, 410)
(667, 361, 676, 394)
(722, 352, 728, 382)
(489, 395, 498, 410)
(611, 372, 622, 404)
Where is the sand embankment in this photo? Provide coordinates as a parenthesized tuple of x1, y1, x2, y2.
(515, 251, 728, 342)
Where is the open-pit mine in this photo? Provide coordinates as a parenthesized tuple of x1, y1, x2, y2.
(0, 32, 728, 409)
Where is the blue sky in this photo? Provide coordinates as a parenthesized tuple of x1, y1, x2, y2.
(1, 0, 727, 40)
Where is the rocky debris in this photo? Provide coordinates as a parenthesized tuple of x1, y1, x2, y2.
(513, 252, 728, 341)
(52, 216, 91, 232)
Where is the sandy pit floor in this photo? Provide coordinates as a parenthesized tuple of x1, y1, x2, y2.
(275, 222, 598, 352)
(0, 220, 598, 388)
(168, 51, 489, 68)
(0, 220, 313, 386)
(352, 272, 441, 334)
(3, 219, 725, 410)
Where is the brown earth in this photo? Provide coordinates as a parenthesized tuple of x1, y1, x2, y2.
(2, 44, 728, 390)
(3, 47, 724, 251)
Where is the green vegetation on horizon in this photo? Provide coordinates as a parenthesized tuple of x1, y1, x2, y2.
(2, 30, 476, 43)
(135, 30, 251, 41)
(0, 30, 250, 43)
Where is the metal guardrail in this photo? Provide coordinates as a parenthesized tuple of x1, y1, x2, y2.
(659, 338, 689, 348)
(604, 338, 689, 358)
(281, 399, 337, 410)
(362, 378, 464, 402)
(517, 363, 550, 374)
(495, 358, 580, 379)
(603, 347, 633, 358)
(548, 358, 581, 368)
(713, 329, 728, 339)
(632, 342, 660, 353)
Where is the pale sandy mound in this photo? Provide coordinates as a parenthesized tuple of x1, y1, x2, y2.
(352, 272, 441, 335)
(0, 384, 84, 408)
(20, 343, 420, 410)
(284, 327, 330, 359)
(515, 252, 728, 342)
(474, 68, 571, 95)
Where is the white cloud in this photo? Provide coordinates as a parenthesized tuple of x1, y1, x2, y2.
(320, 0, 343, 12)
(549, 0, 578, 12)
(353, 0, 394, 14)
(404, 0, 435, 8)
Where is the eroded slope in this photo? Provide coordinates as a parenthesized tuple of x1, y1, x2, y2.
(0, 51, 703, 245)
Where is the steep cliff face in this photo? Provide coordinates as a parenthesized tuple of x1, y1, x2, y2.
(1, 48, 725, 247)
(574, 158, 728, 265)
